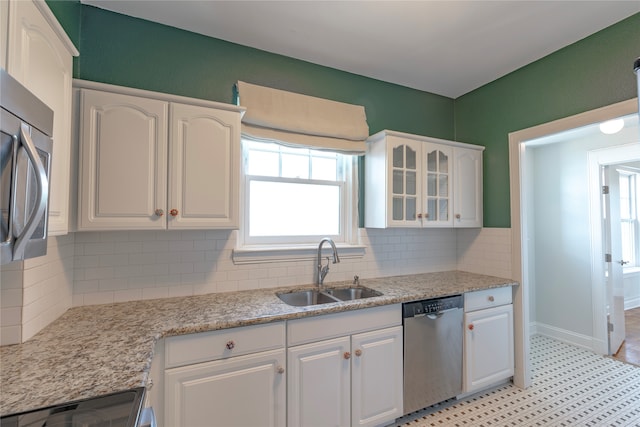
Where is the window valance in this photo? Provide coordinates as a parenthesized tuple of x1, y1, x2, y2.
(236, 81, 369, 155)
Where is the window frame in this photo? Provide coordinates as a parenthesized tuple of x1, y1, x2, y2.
(619, 168, 640, 269)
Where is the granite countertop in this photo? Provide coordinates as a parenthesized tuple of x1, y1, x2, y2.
(0, 270, 517, 416)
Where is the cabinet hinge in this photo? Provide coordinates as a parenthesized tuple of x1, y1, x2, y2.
(605, 253, 612, 263)
(608, 322, 614, 332)
(602, 185, 609, 195)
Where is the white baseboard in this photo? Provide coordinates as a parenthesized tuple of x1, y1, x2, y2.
(624, 297, 640, 311)
(532, 322, 605, 353)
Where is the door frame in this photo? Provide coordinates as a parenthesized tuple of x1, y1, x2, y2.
(508, 97, 638, 389)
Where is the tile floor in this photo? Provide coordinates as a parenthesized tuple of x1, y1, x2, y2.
(613, 307, 640, 366)
(393, 335, 640, 426)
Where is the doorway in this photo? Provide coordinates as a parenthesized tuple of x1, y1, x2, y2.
(508, 98, 639, 389)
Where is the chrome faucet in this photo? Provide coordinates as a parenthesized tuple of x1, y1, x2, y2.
(317, 237, 340, 286)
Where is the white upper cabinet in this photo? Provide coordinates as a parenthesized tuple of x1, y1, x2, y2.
(365, 130, 484, 228)
(169, 103, 239, 229)
(78, 89, 169, 230)
(5, 0, 79, 235)
(75, 81, 244, 231)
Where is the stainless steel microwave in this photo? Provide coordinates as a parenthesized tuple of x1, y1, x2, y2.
(1, 69, 53, 265)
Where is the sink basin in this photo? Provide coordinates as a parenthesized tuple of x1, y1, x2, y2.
(277, 290, 341, 307)
(277, 286, 382, 306)
(325, 286, 382, 301)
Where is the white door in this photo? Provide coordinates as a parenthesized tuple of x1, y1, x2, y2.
(351, 326, 403, 427)
(165, 349, 286, 427)
(169, 103, 240, 229)
(603, 165, 626, 355)
(288, 336, 351, 427)
(78, 89, 168, 230)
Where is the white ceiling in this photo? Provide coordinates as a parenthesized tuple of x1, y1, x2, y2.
(82, 0, 640, 98)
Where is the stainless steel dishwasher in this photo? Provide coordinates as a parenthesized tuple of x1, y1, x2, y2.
(403, 294, 463, 415)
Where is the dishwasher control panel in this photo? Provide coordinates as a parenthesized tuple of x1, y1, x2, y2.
(402, 294, 463, 317)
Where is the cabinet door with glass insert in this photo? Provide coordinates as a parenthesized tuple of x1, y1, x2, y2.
(387, 137, 421, 226)
(422, 143, 453, 227)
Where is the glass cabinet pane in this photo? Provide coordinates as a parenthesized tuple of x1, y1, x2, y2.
(406, 146, 416, 170)
(440, 175, 448, 197)
(393, 197, 403, 220)
(393, 170, 403, 194)
(439, 199, 448, 221)
(427, 173, 436, 197)
(406, 171, 416, 195)
(406, 197, 416, 221)
(393, 146, 404, 168)
(427, 198, 436, 221)
(427, 150, 437, 172)
(439, 151, 448, 173)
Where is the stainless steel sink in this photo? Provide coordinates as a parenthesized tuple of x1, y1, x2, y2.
(325, 287, 382, 301)
(277, 290, 341, 307)
(277, 286, 382, 306)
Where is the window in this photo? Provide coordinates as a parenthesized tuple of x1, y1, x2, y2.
(620, 170, 640, 268)
(240, 138, 358, 248)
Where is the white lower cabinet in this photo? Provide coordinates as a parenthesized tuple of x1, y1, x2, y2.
(160, 306, 403, 427)
(463, 287, 514, 393)
(163, 322, 286, 427)
(287, 305, 403, 427)
(165, 349, 286, 427)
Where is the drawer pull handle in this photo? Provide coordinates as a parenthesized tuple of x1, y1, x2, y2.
(468, 324, 474, 331)
(225, 340, 235, 350)
(277, 366, 285, 374)
(355, 349, 362, 357)
(488, 296, 495, 302)
(343, 352, 351, 360)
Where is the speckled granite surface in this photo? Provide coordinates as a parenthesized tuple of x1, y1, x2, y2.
(0, 270, 517, 416)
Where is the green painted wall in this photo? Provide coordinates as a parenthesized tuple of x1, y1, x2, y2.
(47, 3, 640, 229)
(454, 13, 640, 228)
(72, 5, 454, 140)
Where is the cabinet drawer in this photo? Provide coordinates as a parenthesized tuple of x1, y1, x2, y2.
(287, 304, 401, 346)
(165, 322, 285, 368)
(464, 286, 512, 312)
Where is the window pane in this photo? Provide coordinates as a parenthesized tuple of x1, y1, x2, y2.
(406, 146, 416, 170)
(406, 171, 416, 195)
(247, 150, 279, 177)
(311, 156, 337, 181)
(439, 151, 448, 173)
(282, 153, 309, 179)
(249, 180, 339, 236)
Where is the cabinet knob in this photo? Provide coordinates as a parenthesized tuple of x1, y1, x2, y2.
(488, 296, 495, 302)
(343, 352, 351, 360)
(155, 209, 164, 217)
(455, 214, 461, 219)
(468, 324, 474, 331)
(225, 340, 235, 350)
(417, 213, 422, 219)
(354, 349, 362, 357)
(277, 366, 285, 374)
(170, 208, 179, 217)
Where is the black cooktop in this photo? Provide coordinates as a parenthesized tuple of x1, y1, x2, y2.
(0, 387, 145, 427)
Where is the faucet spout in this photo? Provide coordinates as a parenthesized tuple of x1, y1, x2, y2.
(317, 237, 340, 286)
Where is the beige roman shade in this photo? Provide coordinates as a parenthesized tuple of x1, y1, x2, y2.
(237, 81, 369, 154)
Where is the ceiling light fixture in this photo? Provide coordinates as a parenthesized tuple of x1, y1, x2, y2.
(599, 118, 625, 135)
